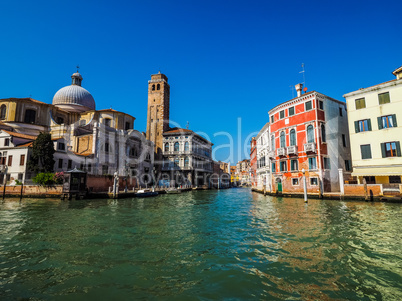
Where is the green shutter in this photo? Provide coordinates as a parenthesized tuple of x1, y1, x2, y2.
(392, 114, 397, 127)
(378, 117, 383, 130)
(396, 141, 401, 157)
(381, 143, 386, 158)
(354, 121, 359, 133)
(367, 119, 372, 131)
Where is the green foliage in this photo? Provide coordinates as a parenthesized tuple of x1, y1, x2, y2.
(54, 172, 64, 184)
(15, 179, 22, 185)
(33, 173, 55, 186)
(27, 132, 55, 173)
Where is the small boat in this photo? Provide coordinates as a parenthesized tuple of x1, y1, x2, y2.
(165, 188, 182, 194)
(135, 189, 158, 197)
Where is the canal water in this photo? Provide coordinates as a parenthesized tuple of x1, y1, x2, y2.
(0, 189, 401, 300)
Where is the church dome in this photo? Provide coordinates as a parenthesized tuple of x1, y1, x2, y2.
(52, 71, 95, 112)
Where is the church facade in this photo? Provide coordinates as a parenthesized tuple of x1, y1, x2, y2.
(0, 71, 154, 186)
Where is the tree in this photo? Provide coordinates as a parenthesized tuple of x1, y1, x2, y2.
(27, 132, 55, 173)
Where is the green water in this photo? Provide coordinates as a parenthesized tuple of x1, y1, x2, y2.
(0, 189, 401, 300)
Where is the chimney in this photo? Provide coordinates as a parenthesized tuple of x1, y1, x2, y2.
(392, 66, 402, 80)
(295, 83, 303, 97)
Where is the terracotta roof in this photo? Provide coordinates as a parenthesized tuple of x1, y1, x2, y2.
(17, 141, 33, 148)
(98, 108, 118, 112)
(164, 127, 193, 134)
(2, 130, 37, 140)
(392, 66, 402, 75)
(0, 97, 47, 105)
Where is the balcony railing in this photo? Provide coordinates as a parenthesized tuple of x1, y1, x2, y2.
(276, 147, 287, 157)
(304, 142, 316, 153)
(268, 150, 275, 158)
(287, 145, 298, 155)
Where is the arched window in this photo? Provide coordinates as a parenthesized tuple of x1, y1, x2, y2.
(152, 84, 155, 91)
(280, 131, 286, 148)
(184, 156, 189, 167)
(0, 105, 6, 120)
(174, 157, 180, 166)
(157, 84, 160, 90)
(307, 125, 314, 143)
(105, 142, 109, 153)
(174, 142, 179, 152)
(165, 143, 169, 152)
(184, 142, 189, 152)
(145, 153, 151, 162)
(24, 109, 36, 124)
(290, 129, 296, 146)
(271, 135, 275, 150)
(321, 124, 326, 142)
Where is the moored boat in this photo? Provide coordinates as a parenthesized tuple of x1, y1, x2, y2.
(165, 188, 181, 194)
(135, 189, 158, 197)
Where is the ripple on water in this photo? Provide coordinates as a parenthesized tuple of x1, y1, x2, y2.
(0, 190, 401, 300)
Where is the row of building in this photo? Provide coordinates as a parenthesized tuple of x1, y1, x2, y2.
(0, 71, 230, 189)
(250, 66, 402, 195)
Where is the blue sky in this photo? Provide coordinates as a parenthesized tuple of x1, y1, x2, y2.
(1, 0, 401, 164)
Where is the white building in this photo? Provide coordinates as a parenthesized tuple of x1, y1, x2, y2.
(255, 122, 270, 191)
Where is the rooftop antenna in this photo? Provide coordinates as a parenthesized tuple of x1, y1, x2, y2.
(186, 121, 189, 129)
(299, 63, 306, 86)
(289, 85, 295, 98)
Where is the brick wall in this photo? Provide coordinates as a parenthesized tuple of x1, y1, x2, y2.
(344, 184, 382, 196)
(87, 175, 137, 192)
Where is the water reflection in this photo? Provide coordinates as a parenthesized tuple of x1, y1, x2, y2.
(0, 190, 401, 300)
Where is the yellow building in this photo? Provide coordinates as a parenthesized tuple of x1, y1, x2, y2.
(344, 66, 402, 184)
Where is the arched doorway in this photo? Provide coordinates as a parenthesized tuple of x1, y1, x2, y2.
(276, 178, 282, 193)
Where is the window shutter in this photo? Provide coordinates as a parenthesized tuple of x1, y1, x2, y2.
(381, 143, 386, 158)
(354, 121, 359, 133)
(367, 119, 372, 131)
(392, 114, 397, 127)
(396, 141, 401, 157)
(377, 117, 383, 130)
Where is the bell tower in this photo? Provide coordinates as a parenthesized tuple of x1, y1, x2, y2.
(146, 72, 170, 165)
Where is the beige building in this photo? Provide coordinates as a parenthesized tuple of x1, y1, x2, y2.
(0, 71, 154, 186)
(344, 66, 402, 184)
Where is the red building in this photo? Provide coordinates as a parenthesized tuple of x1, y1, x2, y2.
(250, 137, 257, 187)
(268, 84, 352, 194)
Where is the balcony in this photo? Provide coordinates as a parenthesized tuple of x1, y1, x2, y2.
(287, 145, 298, 155)
(268, 150, 276, 158)
(304, 142, 316, 153)
(276, 147, 287, 157)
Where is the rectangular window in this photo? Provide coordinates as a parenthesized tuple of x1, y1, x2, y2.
(288, 107, 295, 116)
(324, 157, 331, 169)
(271, 162, 276, 173)
(102, 165, 108, 175)
(319, 101, 324, 110)
(8, 155, 12, 166)
(360, 144, 372, 159)
(280, 110, 285, 119)
(4, 138, 9, 146)
(345, 160, 351, 171)
(354, 119, 372, 133)
(125, 122, 130, 130)
(270, 115, 274, 123)
(339, 107, 343, 116)
(58, 142, 65, 151)
(342, 134, 347, 147)
(308, 157, 317, 170)
(18, 173, 23, 181)
(68, 159, 72, 169)
(290, 159, 298, 171)
(305, 101, 312, 111)
(20, 154, 25, 166)
(355, 98, 366, 110)
(378, 114, 397, 129)
(381, 142, 401, 158)
(389, 176, 401, 184)
(378, 92, 390, 105)
(280, 161, 287, 172)
(292, 178, 299, 185)
(58, 158, 63, 169)
(310, 178, 318, 185)
(87, 164, 92, 172)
